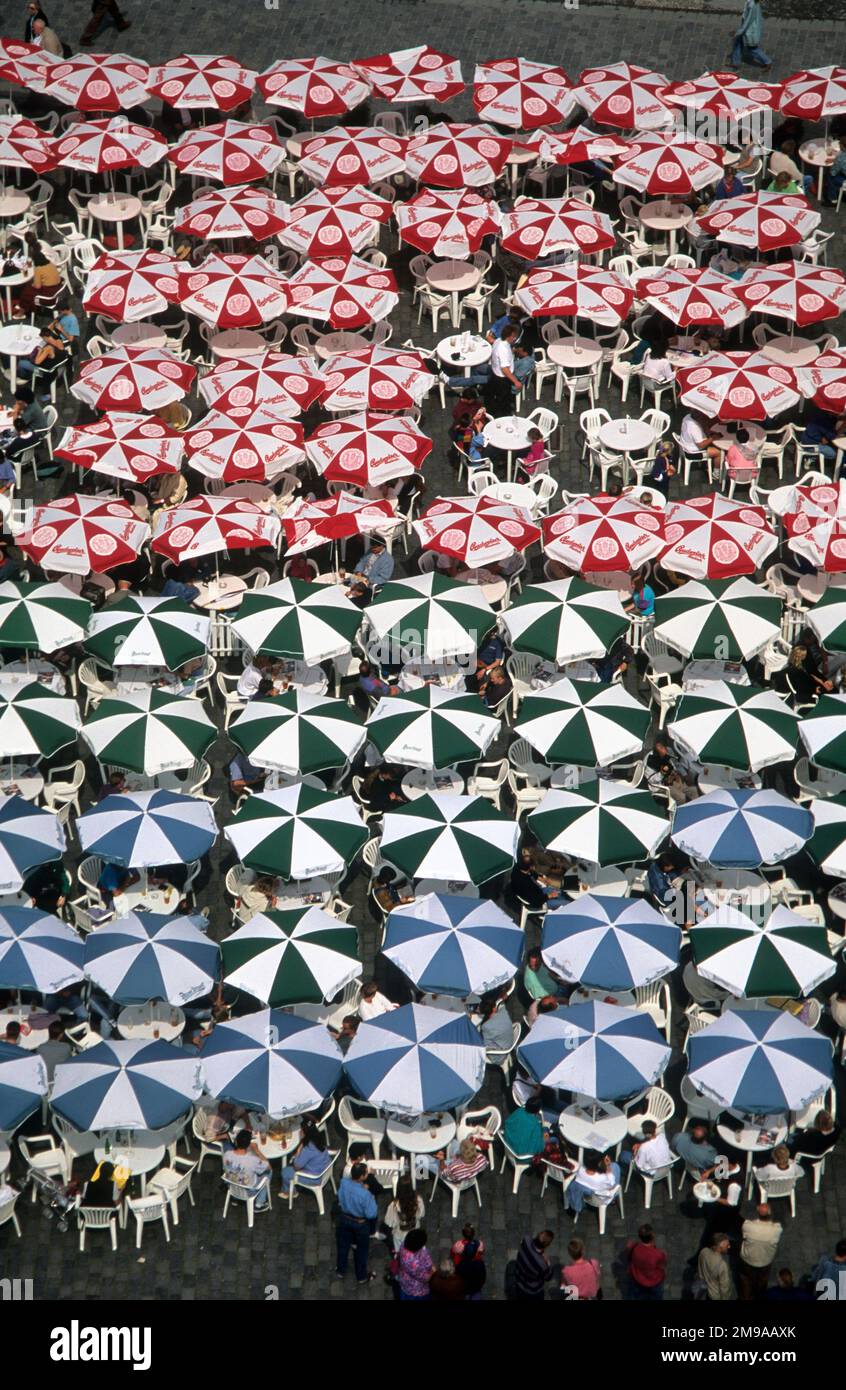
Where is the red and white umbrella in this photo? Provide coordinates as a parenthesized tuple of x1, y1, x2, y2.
(282, 494, 397, 554)
(405, 123, 513, 188)
(199, 352, 325, 420)
(305, 413, 432, 488)
(82, 250, 182, 323)
(175, 186, 288, 241)
(278, 185, 392, 257)
(501, 197, 615, 259)
(631, 266, 746, 329)
(395, 188, 501, 259)
(797, 350, 846, 413)
(784, 483, 846, 572)
(258, 56, 371, 117)
(352, 45, 463, 104)
(178, 253, 289, 328)
(184, 409, 305, 483)
(780, 66, 846, 121)
(54, 413, 183, 484)
(734, 264, 846, 327)
(39, 52, 151, 112)
(675, 351, 800, 420)
(664, 70, 782, 120)
(0, 114, 60, 174)
(319, 347, 435, 412)
(284, 254, 398, 328)
(472, 58, 573, 129)
(695, 191, 819, 252)
(515, 263, 634, 322)
(72, 347, 195, 412)
(542, 494, 665, 572)
(572, 62, 673, 130)
(18, 496, 150, 575)
(147, 54, 257, 112)
(297, 127, 407, 187)
(613, 131, 723, 195)
(414, 496, 541, 568)
(52, 117, 167, 174)
(0, 40, 59, 94)
(152, 497, 280, 562)
(659, 496, 777, 580)
(523, 124, 629, 166)
(169, 121, 285, 185)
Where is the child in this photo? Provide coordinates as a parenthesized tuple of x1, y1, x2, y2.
(516, 428, 546, 481)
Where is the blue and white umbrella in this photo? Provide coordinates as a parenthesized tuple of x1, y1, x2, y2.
(0, 908, 84, 993)
(517, 1002, 671, 1101)
(78, 789, 217, 867)
(51, 1038, 204, 1131)
(343, 1003, 486, 1115)
(382, 894, 524, 998)
(0, 1042, 47, 1131)
(541, 895, 680, 992)
(0, 794, 65, 894)
(200, 1009, 343, 1119)
(83, 913, 219, 1006)
(671, 788, 814, 867)
(688, 1007, 833, 1113)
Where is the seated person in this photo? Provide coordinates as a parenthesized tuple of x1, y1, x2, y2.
(345, 579, 371, 609)
(440, 1137, 487, 1184)
(280, 1120, 332, 1196)
(647, 440, 676, 498)
(511, 847, 566, 910)
(679, 410, 720, 469)
(671, 1123, 720, 1179)
(97, 863, 139, 907)
(789, 1109, 840, 1161)
(160, 557, 211, 604)
(641, 344, 675, 388)
(237, 654, 272, 699)
(50, 299, 80, 357)
(37, 1020, 72, 1080)
(362, 764, 407, 813)
(238, 872, 283, 914)
(503, 1096, 546, 1157)
(372, 865, 414, 913)
(228, 750, 266, 798)
(222, 1129, 272, 1209)
(477, 663, 512, 710)
(766, 168, 802, 196)
(526, 993, 561, 1026)
(357, 980, 399, 1020)
(285, 552, 315, 582)
(626, 572, 655, 620)
(646, 853, 684, 911)
(511, 344, 536, 396)
(515, 427, 546, 482)
(522, 947, 564, 1003)
(476, 990, 515, 1051)
(1, 1021, 20, 1045)
(724, 426, 760, 482)
(2, 418, 38, 471)
(473, 628, 506, 687)
(800, 410, 846, 464)
(711, 160, 747, 201)
(754, 1143, 804, 1187)
(328, 1014, 360, 1054)
(486, 305, 525, 345)
(12, 386, 48, 434)
(593, 640, 634, 684)
(824, 135, 846, 203)
(620, 1119, 674, 1174)
(357, 660, 396, 700)
(768, 141, 814, 197)
(198, 1100, 242, 1141)
(98, 770, 128, 802)
(0, 540, 20, 585)
(80, 1160, 124, 1209)
(340, 537, 393, 593)
(567, 1151, 621, 1213)
(23, 859, 71, 915)
(11, 246, 61, 319)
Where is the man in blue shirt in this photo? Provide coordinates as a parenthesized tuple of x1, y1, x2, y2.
(335, 1161, 378, 1284)
(487, 306, 524, 345)
(671, 1124, 720, 1178)
(511, 345, 536, 396)
(345, 538, 394, 593)
(800, 410, 846, 464)
(824, 138, 846, 204)
(228, 751, 265, 798)
(711, 163, 746, 200)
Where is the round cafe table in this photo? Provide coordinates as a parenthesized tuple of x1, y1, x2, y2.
(111, 322, 168, 350)
(0, 191, 31, 222)
(699, 870, 771, 911)
(113, 885, 182, 916)
(481, 480, 538, 513)
(799, 138, 838, 202)
(93, 1142, 165, 1195)
(268, 658, 327, 695)
(716, 1114, 788, 1180)
(761, 335, 820, 369)
(315, 331, 368, 360)
(570, 864, 631, 897)
(426, 260, 481, 328)
(453, 567, 508, 608)
(401, 766, 464, 800)
(0, 323, 41, 389)
(117, 1003, 186, 1042)
(639, 200, 692, 256)
(88, 193, 142, 251)
(386, 1112, 457, 1189)
(558, 1102, 627, 1158)
(598, 418, 657, 455)
(571, 986, 635, 1008)
(246, 1115, 302, 1160)
(533, 659, 599, 687)
(0, 762, 44, 802)
(209, 329, 267, 360)
(415, 878, 479, 898)
(682, 659, 750, 689)
(398, 661, 466, 693)
(0, 1007, 53, 1050)
(0, 659, 64, 694)
(711, 423, 766, 453)
(436, 334, 491, 375)
(483, 415, 536, 482)
(547, 337, 603, 371)
(193, 575, 248, 611)
(0, 264, 33, 318)
(796, 571, 829, 605)
(697, 765, 763, 795)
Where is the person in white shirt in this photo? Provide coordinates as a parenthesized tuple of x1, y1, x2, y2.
(485, 324, 521, 413)
(567, 1151, 621, 1213)
(754, 1144, 803, 1188)
(630, 1122, 675, 1176)
(679, 410, 720, 469)
(641, 346, 675, 387)
(357, 980, 399, 1021)
(237, 655, 271, 699)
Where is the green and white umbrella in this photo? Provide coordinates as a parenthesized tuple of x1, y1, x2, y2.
(365, 573, 494, 664)
(0, 681, 80, 760)
(668, 681, 799, 773)
(514, 678, 650, 767)
(806, 793, 846, 877)
(528, 782, 669, 866)
(380, 793, 519, 885)
(231, 577, 362, 666)
(0, 581, 91, 653)
(81, 689, 216, 775)
(653, 578, 781, 660)
(230, 689, 366, 775)
(221, 907, 361, 1006)
(689, 905, 836, 999)
(501, 577, 629, 664)
(365, 686, 499, 769)
(85, 596, 210, 671)
(799, 694, 846, 773)
(225, 782, 369, 880)
(807, 576, 846, 653)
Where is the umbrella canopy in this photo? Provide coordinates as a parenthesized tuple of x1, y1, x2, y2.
(382, 894, 523, 997)
(81, 690, 216, 775)
(631, 265, 746, 330)
(0, 681, 80, 759)
(232, 578, 360, 665)
(40, 51, 151, 112)
(612, 131, 723, 195)
(18, 493, 149, 579)
(178, 252, 289, 328)
(306, 412, 431, 489)
(797, 350, 846, 415)
(572, 61, 672, 129)
(183, 409, 304, 483)
(405, 122, 513, 188)
(83, 249, 182, 323)
(220, 908, 360, 1006)
(671, 788, 814, 867)
(199, 351, 325, 420)
(518, 1001, 671, 1099)
(652, 577, 781, 660)
(799, 694, 846, 772)
(282, 493, 396, 556)
(542, 494, 665, 572)
(0, 114, 60, 173)
(318, 346, 435, 412)
(395, 188, 501, 259)
(231, 689, 366, 775)
(784, 482, 846, 572)
(225, 782, 369, 880)
(151, 496, 280, 562)
(515, 678, 650, 767)
(501, 577, 628, 664)
(0, 796, 65, 894)
(541, 895, 680, 990)
(525, 124, 628, 166)
(55, 412, 183, 485)
(380, 793, 520, 885)
(528, 782, 669, 866)
(284, 254, 398, 328)
(0, 1042, 47, 1131)
(0, 42, 60, 97)
(147, 53, 257, 111)
(83, 912, 218, 1005)
(174, 185, 289, 241)
(515, 263, 634, 323)
(365, 572, 494, 664)
(200, 1009, 343, 1118)
(78, 789, 217, 867)
(0, 581, 90, 653)
(780, 66, 846, 120)
(365, 685, 499, 769)
(472, 57, 573, 128)
(258, 56, 371, 116)
(297, 127, 407, 187)
(501, 197, 615, 260)
(414, 495, 540, 568)
(806, 792, 846, 877)
(73, 345, 196, 412)
(687, 1007, 832, 1113)
(51, 1038, 203, 1131)
(689, 905, 835, 999)
(168, 121, 285, 185)
(664, 69, 781, 120)
(734, 263, 846, 327)
(352, 45, 464, 104)
(696, 191, 819, 252)
(85, 595, 209, 671)
(53, 117, 167, 173)
(343, 1004, 485, 1115)
(675, 352, 800, 422)
(279, 185, 393, 257)
(658, 494, 777, 579)
(807, 573, 846, 650)
(0, 908, 83, 993)
(668, 682, 799, 772)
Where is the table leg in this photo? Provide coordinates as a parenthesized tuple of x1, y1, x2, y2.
(408, 1148, 417, 1189)
(818, 165, 825, 203)
(668, 228, 677, 257)
(450, 290, 460, 330)
(116, 222, 125, 252)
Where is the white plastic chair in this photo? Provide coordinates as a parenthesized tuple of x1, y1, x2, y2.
(78, 1204, 120, 1252)
(147, 1155, 197, 1226)
(338, 1096, 385, 1160)
(127, 1193, 171, 1247)
(466, 758, 508, 809)
(624, 1156, 679, 1208)
(499, 1137, 534, 1194)
(20, 1134, 69, 1193)
(484, 1020, 521, 1079)
(287, 1150, 339, 1215)
(752, 1169, 801, 1217)
(431, 1165, 483, 1219)
(221, 1173, 272, 1228)
(576, 1184, 624, 1235)
(0, 1192, 21, 1239)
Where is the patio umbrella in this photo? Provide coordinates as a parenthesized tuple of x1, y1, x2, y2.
(799, 694, 846, 772)
(231, 578, 361, 665)
(168, 121, 285, 185)
(695, 191, 820, 252)
(380, 793, 520, 885)
(405, 123, 513, 188)
(528, 782, 669, 866)
(652, 578, 782, 660)
(658, 495, 777, 578)
(514, 263, 634, 323)
(284, 254, 398, 328)
(51, 1038, 204, 1131)
(631, 266, 747, 330)
(525, 124, 628, 167)
(318, 346, 435, 411)
(53, 117, 167, 174)
(806, 573, 846, 649)
(39, 51, 151, 112)
(500, 197, 615, 260)
(612, 131, 723, 195)
(279, 185, 393, 257)
(81, 691, 216, 776)
(670, 788, 814, 867)
(805, 792, 846, 877)
(85, 595, 209, 671)
(541, 895, 680, 990)
(365, 572, 494, 664)
(542, 494, 664, 572)
(78, 789, 217, 866)
(0, 1043, 47, 1131)
(365, 685, 499, 769)
(784, 493, 846, 572)
(501, 577, 629, 663)
(224, 782, 368, 880)
(83, 912, 218, 1005)
(798, 349, 846, 414)
(82, 249, 182, 323)
(0, 682, 80, 760)
(306, 412, 431, 489)
(72, 346, 196, 413)
(0, 41, 60, 97)
(687, 1007, 832, 1113)
(178, 252, 289, 328)
(668, 681, 799, 772)
(230, 689, 366, 775)
(514, 678, 650, 767)
(282, 493, 396, 556)
(258, 56, 371, 117)
(0, 797, 65, 895)
(147, 53, 257, 112)
(220, 908, 360, 1006)
(352, 45, 464, 104)
(297, 127, 407, 187)
(780, 66, 846, 121)
(395, 188, 501, 259)
(183, 409, 304, 483)
(0, 581, 91, 653)
(55, 412, 183, 485)
(174, 185, 289, 241)
(517, 1002, 671, 1099)
(664, 69, 780, 120)
(151, 496, 280, 562)
(382, 894, 523, 998)
(571, 62, 673, 130)
(414, 495, 541, 568)
(734, 263, 846, 327)
(199, 352, 325, 420)
(689, 905, 835, 1000)
(675, 352, 800, 421)
(343, 1004, 485, 1115)
(0, 114, 60, 175)
(0, 908, 83, 993)
(200, 1009, 343, 1118)
(472, 57, 573, 129)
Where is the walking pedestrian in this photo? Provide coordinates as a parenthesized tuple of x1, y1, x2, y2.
(729, 0, 772, 70)
(626, 1224, 668, 1300)
(513, 1229, 556, 1300)
(79, 0, 132, 46)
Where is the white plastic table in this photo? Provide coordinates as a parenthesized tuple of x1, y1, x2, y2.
(799, 138, 838, 201)
(386, 1112, 457, 1188)
(111, 322, 168, 350)
(0, 1007, 53, 1049)
(418, 992, 468, 1013)
(415, 878, 479, 898)
(209, 329, 267, 360)
(682, 660, 751, 689)
(547, 338, 603, 370)
(558, 1103, 627, 1157)
(426, 260, 481, 327)
(0, 323, 41, 388)
(506, 144, 536, 194)
(114, 666, 184, 696)
(402, 767, 464, 799)
(272, 877, 333, 908)
(315, 331, 367, 359)
(571, 986, 635, 1008)
(699, 870, 771, 911)
(0, 762, 44, 802)
(796, 572, 829, 605)
(761, 335, 820, 369)
(533, 660, 599, 687)
(482, 480, 538, 513)
(117, 1002, 185, 1041)
(0, 191, 31, 221)
(716, 1115, 788, 1179)
(88, 193, 142, 251)
(247, 1114, 302, 1160)
(398, 662, 466, 693)
(711, 423, 766, 453)
(268, 658, 327, 695)
(123, 769, 188, 794)
(582, 569, 632, 599)
(452, 567, 508, 608)
(113, 885, 182, 916)
(697, 765, 763, 795)
(193, 575, 248, 611)
(94, 1142, 165, 1195)
(598, 418, 657, 455)
(639, 201, 692, 256)
(0, 265, 33, 317)
(483, 415, 536, 481)
(0, 660, 64, 694)
(570, 865, 631, 896)
(436, 334, 491, 374)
